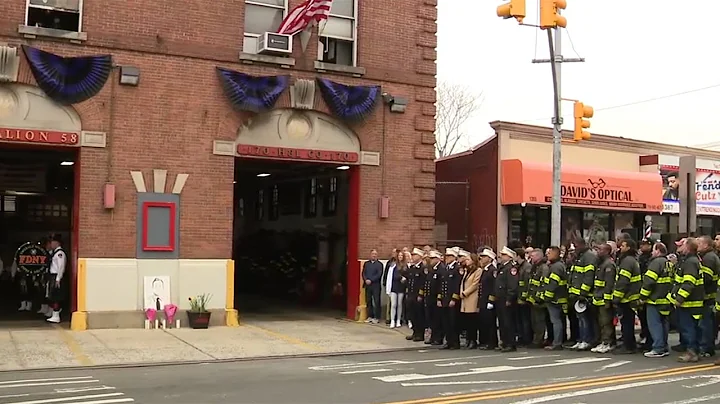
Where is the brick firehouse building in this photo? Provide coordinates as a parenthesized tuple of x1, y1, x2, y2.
(0, 0, 436, 328)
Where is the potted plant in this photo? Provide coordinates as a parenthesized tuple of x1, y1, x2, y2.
(187, 294, 212, 329)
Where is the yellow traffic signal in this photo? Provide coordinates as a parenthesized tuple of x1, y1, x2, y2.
(497, 0, 526, 24)
(539, 0, 567, 29)
(573, 101, 594, 141)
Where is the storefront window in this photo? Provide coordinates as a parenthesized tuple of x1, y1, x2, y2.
(649, 215, 667, 240)
(536, 207, 550, 249)
(561, 209, 582, 246)
(699, 217, 713, 236)
(583, 211, 609, 248)
(613, 212, 635, 241)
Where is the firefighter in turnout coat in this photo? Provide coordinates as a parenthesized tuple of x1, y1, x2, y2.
(405, 248, 427, 342)
(697, 236, 720, 357)
(613, 239, 642, 354)
(591, 243, 617, 353)
(640, 242, 673, 358)
(516, 249, 534, 346)
(527, 249, 550, 348)
(568, 239, 598, 350)
(669, 238, 705, 362)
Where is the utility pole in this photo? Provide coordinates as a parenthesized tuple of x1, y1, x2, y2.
(531, 10, 584, 247)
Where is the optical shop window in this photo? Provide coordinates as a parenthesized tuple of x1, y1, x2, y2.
(583, 211, 609, 247)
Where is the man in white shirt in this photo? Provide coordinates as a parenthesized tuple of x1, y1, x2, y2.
(46, 233, 67, 324)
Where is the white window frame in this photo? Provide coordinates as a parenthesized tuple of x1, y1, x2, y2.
(319, 0, 358, 66)
(25, 0, 84, 32)
(243, 0, 288, 53)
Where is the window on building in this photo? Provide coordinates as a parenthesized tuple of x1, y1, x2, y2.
(269, 185, 279, 221)
(318, 0, 356, 66)
(243, 0, 286, 54)
(323, 177, 338, 216)
(256, 189, 264, 220)
(26, 0, 83, 32)
(305, 178, 317, 218)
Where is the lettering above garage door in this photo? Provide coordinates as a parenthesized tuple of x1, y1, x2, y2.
(0, 127, 79, 146)
(237, 144, 359, 164)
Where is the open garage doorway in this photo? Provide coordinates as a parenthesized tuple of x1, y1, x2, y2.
(233, 158, 354, 317)
(0, 146, 77, 326)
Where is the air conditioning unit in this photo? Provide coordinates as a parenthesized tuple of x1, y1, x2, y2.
(257, 32, 292, 55)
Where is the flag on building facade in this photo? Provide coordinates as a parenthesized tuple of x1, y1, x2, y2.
(277, 0, 333, 36)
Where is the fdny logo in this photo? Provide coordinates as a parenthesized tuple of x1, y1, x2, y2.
(15, 242, 49, 276)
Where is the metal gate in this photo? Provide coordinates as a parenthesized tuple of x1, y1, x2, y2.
(434, 181, 470, 250)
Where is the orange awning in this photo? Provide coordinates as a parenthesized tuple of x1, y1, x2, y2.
(500, 159, 663, 212)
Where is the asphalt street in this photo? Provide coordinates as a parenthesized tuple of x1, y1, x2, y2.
(1, 348, 720, 404)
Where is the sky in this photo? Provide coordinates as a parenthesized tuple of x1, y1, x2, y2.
(437, 0, 720, 149)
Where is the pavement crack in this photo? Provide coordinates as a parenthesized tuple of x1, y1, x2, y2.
(7, 330, 27, 369)
(161, 329, 218, 360)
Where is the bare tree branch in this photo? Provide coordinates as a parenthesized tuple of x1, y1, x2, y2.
(434, 82, 484, 158)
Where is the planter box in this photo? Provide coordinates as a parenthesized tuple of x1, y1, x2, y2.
(187, 311, 211, 329)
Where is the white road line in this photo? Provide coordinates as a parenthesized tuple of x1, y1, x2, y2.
(0, 394, 30, 399)
(308, 354, 503, 371)
(339, 368, 394, 374)
(508, 355, 559, 361)
(596, 360, 632, 371)
(509, 375, 715, 404)
(55, 386, 116, 393)
(373, 357, 610, 383)
(0, 380, 99, 389)
(67, 399, 134, 404)
(661, 393, 720, 404)
(401, 380, 518, 387)
(435, 362, 475, 367)
(0, 377, 94, 386)
(7, 392, 125, 404)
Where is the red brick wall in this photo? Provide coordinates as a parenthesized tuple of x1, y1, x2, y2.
(0, 0, 437, 260)
(436, 137, 499, 251)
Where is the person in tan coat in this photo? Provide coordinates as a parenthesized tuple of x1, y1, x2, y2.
(460, 253, 482, 349)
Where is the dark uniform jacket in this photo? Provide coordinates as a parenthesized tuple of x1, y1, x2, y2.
(640, 255, 672, 314)
(405, 262, 426, 299)
(700, 250, 720, 303)
(489, 260, 519, 303)
(613, 253, 641, 304)
(543, 258, 568, 305)
(421, 264, 434, 304)
(516, 259, 533, 303)
(668, 253, 705, 318)
(592, 256, 616, 306)
(437, 262, 461, 307)
(478, 264, 497, 310)
(569, 247, 597, 299)
(429, 262, 445, 307)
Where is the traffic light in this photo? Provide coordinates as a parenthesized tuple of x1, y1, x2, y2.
(573, 101, 594, 141)
(539, 0, 567, 29)
(497, 0, 526, 24)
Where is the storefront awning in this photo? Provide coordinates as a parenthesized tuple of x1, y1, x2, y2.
(500, 159, 663, 212)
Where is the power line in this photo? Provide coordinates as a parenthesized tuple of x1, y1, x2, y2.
(517, 83, 720, 123)
(564, 29, 582, 59)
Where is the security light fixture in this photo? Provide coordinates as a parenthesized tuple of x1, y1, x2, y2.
(256, 173, 271, 178)
(381, 92, 408, 113)
(336, 165, 350, 170)
(60, 161, 74, 166)
(119, 65, 140, 86)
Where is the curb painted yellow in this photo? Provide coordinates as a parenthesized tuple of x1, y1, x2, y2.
(225, 259, 239, 327)
(357, 259, 367, 322)
(70, 258, 88, 331)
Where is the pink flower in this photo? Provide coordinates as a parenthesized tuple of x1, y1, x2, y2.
(145, 308, 157, 321)
(164, 304, 178, 323)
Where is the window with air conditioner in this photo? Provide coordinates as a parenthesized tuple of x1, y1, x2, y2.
(318, 0, 356, 66)
(26, 0, 83, 32)
(243, 0, 287, 54)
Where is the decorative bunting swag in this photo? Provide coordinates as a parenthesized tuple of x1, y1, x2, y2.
(216, 67, 289, 113)
(22, 46, 112, 105)
(316, 78, 380, 122)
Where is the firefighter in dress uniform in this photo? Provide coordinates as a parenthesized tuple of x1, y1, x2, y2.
(15, 237, 50, 314)
(405, 248, 427, 342)
(438, 247, 462, 350)
(46, 233, 67, 324)
(426, 250, 445, 345)
(490, 246, 520, 352)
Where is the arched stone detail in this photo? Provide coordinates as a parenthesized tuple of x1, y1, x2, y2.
(0, 83, 81, 132)
(237, 108, 360, 153)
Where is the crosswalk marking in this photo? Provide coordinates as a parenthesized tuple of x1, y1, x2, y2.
(373, 357, 611, 383)
(596, 360, 632, 371)
(8, 392, 126, 404)
(0, 380, 99, 389)
(0, 375, 135, 404)
(308, 354, 503, 371)
(339, 369, 394, 374)
(507, 355, 560, 361)
(435, 362, 475, 367)
(0, 377, 94, 386)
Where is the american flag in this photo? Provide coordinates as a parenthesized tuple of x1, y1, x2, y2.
(277, 0, 333, 36)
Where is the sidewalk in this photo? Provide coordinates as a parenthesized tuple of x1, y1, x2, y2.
(0, 315, 416, 372)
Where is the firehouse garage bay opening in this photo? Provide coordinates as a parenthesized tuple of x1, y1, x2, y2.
(226, 108, 362, 317)
(0, 84, 83, 326)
